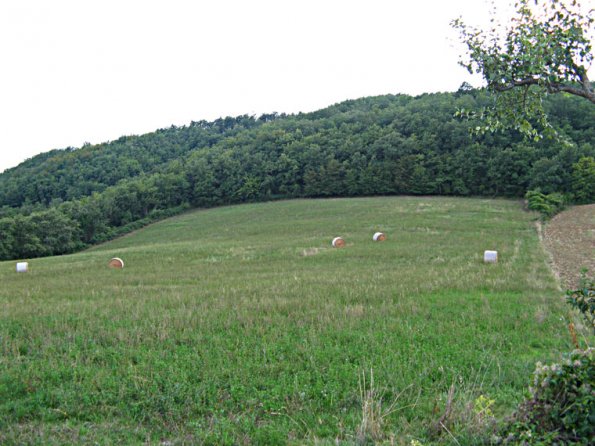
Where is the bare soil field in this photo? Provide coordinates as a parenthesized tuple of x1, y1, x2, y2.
(542, 204, 595, 289)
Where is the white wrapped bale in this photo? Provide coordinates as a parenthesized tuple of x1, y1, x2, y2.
(16, 262, 29, 273)
(332, 237, 345, 248)
(484, 250, 498, 263)
(373, 232, 386, 241)
(108, 257, 124, 269)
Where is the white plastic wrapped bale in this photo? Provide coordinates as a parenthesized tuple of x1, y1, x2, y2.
(332, 237, 345, 248)
(16, 262, 29, 273)
(484, 250, 498, 263)
(108, 257, 124, 269)
(373, 232, 386, 241)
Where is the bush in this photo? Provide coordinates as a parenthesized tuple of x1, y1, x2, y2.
(525, 190, 566, 219)
(566, 271, 595, 334)
(501, 348, 595, 445)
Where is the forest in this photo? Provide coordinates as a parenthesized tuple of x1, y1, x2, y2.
(0, 88, 593, 260)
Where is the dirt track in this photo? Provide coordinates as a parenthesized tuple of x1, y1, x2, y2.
(541, 204, 595, 290)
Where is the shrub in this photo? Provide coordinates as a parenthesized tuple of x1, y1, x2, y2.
(525, 190, 566, 219)
(566, 271, 595, 334)
(501, 348, 595, 445)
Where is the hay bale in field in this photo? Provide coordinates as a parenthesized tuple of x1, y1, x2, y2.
(108, 257, 124, 269)
(373, 232, 386, 241)
(332, 237, 346, 248)
(483, 250, 498, 263)
(16, 262, 28, 273)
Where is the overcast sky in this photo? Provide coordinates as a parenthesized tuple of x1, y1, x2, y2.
(0, 0, 593, 172)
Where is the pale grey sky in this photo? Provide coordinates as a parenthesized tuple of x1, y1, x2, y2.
(0, 0, 592, 172)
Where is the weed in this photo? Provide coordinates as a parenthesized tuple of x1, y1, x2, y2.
(356, 369, 411, 444)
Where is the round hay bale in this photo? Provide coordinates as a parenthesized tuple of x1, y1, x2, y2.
(108, 257, 124, 269)
(483, 250, 498, 263)
(16, 262, 29, 273)
(373, 232, 386, 241)
(332, 237, 346, 248)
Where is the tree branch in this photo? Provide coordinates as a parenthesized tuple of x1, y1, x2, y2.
(490, 78, 595, 103)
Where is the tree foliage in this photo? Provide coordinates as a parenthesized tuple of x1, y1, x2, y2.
(452, 0, 594, 139)
(571, 156, 595, 202)
(0, 115, 263, 208)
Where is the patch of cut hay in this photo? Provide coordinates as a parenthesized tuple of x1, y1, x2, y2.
(344, 304, 365, 318)
(301, 247, 322, 257)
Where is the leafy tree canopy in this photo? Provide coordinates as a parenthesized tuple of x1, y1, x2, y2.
(452, 0, 594, 139)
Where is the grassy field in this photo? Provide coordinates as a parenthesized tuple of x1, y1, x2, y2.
(0, 197, 573, 445)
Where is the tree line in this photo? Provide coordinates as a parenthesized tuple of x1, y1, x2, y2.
(0, 90, 593, 260)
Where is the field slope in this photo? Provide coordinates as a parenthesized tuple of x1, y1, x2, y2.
(0, 197, 571, 444)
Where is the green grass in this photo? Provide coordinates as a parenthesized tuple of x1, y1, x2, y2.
(0, 197, 572, 444)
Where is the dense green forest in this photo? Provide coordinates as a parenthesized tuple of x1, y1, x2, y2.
(0, 89, 593, 260)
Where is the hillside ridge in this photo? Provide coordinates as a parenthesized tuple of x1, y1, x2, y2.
(0, 90, 593, 260)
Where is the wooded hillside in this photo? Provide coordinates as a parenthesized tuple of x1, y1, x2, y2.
(0, 89, 593, 260)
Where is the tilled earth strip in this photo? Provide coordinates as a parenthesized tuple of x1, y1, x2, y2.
(542, 204, 595, 290)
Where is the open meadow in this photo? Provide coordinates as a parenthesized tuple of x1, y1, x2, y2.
(0, 197, 573, 444)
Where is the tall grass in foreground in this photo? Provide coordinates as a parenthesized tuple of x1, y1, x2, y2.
(0, 197, 572, 444)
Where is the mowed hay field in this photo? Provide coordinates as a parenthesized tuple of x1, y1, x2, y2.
(0, 197, 573, 445)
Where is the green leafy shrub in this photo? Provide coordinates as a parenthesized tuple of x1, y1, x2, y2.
(501, 348, 595, 445)
(566, 272, 595, 334)
(525, 190, 566, 219)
